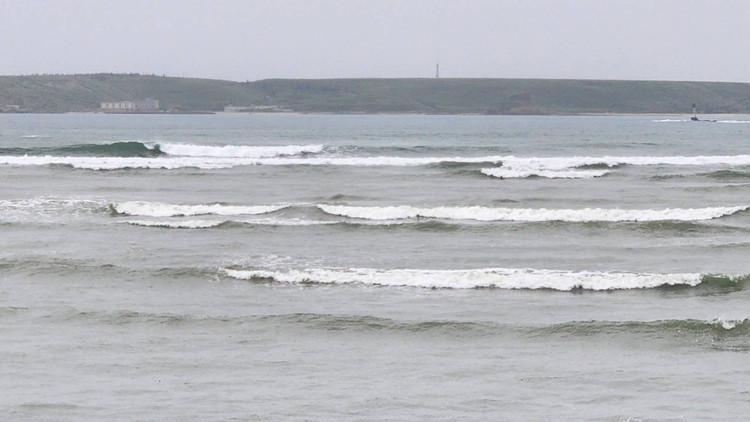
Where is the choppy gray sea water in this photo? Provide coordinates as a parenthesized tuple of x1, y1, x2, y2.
(2, 113, 750, 421)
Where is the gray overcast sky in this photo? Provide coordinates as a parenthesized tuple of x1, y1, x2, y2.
(1, 0, 749, 82)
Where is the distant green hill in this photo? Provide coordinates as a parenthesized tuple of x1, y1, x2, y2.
(0, 74, 262, 112)
(2, 73, 750, 114)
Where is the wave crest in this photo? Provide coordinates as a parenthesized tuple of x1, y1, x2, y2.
(157, 143, 324, 158)
(316, 204, 748, 222)
(0, 154, 507, 170)
(0, 141, 163, 158)
(481, 168, 609, 179)
(112, 201, 288, 217)
(219, 267, 731, 291)
(122, 219, 227, 229)
(3, 150, 750, 172)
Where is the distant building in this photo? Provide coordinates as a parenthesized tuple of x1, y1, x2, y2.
(0, 104, 21, 112)
(100, 99, 159, 111)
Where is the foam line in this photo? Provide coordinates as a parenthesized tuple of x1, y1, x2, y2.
(0, 155, 506, 169)
(481, 168, 609, 179)
(158, 143, 324, 158)
(113, 202, 288, 217)
(221, 267, 708, 290)
(317, 204, 748, 222)
(122, 219, 226, 229)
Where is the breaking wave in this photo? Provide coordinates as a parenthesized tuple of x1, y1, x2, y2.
(317, 204, 748, 222)
(111, 201, 288, 217)
(221, 266, 747, 291)
(481, 154, 750, 181)
(3, 146, 750, 173)
(0, 198, 106, 223)
(0, 155, 232, 170)
(121, 218, 343, 228)
(0, 141, 163, 157)
(480, 168, 610, 179)
(0, 141, 324, 159)
(0, 154, 508, 170)
(157, 143, 324, 158)
(498, 155, 750, 172)
(0, 197, 104, 212)
(0, 141, 330, 169)
(122, 219, 228, 229)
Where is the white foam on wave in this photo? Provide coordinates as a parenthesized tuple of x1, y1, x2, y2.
(714, 317, 743, 330)
(484, 154, 750, 181)
(0, 198, 103, 215)
(499, 154, 750, 171)
(114, 201, 288, 217)
(3, 152, 750, 172)
(239, 217, 339, 226)
(0, 197, 102, 210)
(158, 143, 325, 158)
(221, 267, 704, 290)
(0, 154, 505, 170)
(317, 204, 748, 222)
(0, 197, 106, 224)
(652, 119, 688, 123)
(122, 219, 226, 229)
(718, 120, 750, 124)
(123, 216, 337, 228)
(480, 168, 610, 179)
(0, 155, 238, 170)
(256, 155, 506, 166)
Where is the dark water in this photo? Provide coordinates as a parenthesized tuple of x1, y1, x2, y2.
(2, 113, 750, 421)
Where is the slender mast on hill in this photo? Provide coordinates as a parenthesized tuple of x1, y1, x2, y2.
(436, 61, 439, 78)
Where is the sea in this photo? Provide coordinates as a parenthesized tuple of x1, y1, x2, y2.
(1, 113, 750, 421)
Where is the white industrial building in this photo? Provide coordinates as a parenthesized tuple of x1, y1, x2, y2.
(100, 99, 159, 111)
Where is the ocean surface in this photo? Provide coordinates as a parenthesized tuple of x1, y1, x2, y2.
(2, 113, 750, 421)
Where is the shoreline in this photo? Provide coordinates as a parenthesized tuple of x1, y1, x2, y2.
(3, 110, 749, 118)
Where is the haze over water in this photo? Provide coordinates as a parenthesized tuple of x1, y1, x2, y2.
(2, 113, 750, 420)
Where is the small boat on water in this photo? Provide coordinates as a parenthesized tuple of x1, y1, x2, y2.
(691, 103, 717, 122)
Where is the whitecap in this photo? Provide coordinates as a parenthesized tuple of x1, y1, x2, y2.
(113, 202, 288, 217)
(499, 155, 750, 171)
(158, 143, 325, 158)
(480, 168, 609, 179)
(221, 267, 704, 290)
(122, 219, 226, 229)
(0, 154, 506, 169)
(3, 153, 750, 172)
(0, 155, 237, 170)
(316, 204, 748, 222)
(238, 217, 339, 226)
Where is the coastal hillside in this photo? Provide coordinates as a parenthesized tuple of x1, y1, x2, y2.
(0, 74, 262, 113)
(2, 73, 750, 114)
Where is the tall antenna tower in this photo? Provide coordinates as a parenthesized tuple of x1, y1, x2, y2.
(436, 61, 439, 78)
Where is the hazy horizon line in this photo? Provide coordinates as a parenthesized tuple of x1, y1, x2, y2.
(3, 72, 749, 85)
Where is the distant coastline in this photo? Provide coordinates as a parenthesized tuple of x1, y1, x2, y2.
(2, 74, 750, 115)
